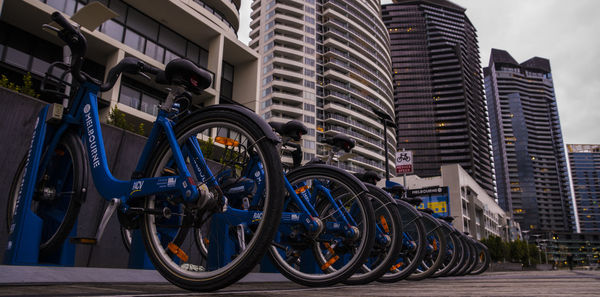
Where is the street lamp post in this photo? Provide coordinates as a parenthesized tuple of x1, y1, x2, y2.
(532, 234, 542, 265)
(373, 109, 396, 182)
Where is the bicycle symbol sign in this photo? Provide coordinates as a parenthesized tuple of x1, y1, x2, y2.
(396, 151, 413, 174)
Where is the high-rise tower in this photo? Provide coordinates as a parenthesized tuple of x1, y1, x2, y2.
(485, 49, 572, 233)
(567, 144, 600, 233)
(250, 0, 396, 174)
(382, 0, 495, 197)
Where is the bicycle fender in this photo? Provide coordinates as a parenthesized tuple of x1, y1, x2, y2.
(198, 104, 281, 144)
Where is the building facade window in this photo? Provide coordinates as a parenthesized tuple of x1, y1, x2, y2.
(119, 78, 165, 116)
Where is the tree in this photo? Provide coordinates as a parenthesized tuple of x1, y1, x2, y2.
(107, 105, 146, 136)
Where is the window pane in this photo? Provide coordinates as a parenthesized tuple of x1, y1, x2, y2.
(164, 49, 180, 64)
(140, 93, 160, 116)
(31, 57, 50, 76)
(145, 40, 165, 63)
(101, 20, 124, 42)
(119, 85, 140, 109)
(4, 47, 30, 69)
(186, 43, 200, 65)
(198, 48, 209, 68)
(159, 27, 186, 56)
(124, 29, 145, 52)
(108, 0, 128, 22)
(126, 8, 158, 40)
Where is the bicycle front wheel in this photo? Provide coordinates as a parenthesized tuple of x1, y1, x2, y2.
(344, 184, 402, 285)
(140, 108, 284, 291)
(6, 131, 87, 257)
(407, 211, 447, 280)
(268, 164, 375, 287)
(469, 241, 491, 275)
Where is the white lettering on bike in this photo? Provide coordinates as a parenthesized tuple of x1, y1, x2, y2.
(9, 117, 39, 240)
(84, 105, 100, 168)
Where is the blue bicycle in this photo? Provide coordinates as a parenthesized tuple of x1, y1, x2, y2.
(5, 12, 285, 291)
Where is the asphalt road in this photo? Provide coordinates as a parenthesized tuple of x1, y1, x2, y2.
(1, 270, 599, 296)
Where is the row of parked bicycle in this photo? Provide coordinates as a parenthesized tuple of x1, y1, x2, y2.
(5, 10, 488, 292)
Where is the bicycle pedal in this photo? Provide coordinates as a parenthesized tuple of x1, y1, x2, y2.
(70, 237, 97, 245)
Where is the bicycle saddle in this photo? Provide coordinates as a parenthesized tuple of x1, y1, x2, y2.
(353, 170, 381, 185)
(419, 208, 434, 215)
(403, 197, 423, 207)
(438, 216, 454, 223)
(383, 185, 405, 197)
(157, 58, 212, 94)
(268, 120, 308, 141)
(324, 133, 355, 152)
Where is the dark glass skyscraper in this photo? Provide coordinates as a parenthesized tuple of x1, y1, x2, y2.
(567, 144, 600, 233)
(484, 49, 572, 233)
(382, 0, 495, 198)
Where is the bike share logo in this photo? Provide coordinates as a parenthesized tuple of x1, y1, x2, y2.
(130, 180, 144, 195)
(83, 104, 101, 168)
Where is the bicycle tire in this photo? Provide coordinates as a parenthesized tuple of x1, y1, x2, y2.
(446, 235, 470, 276)
(268, 164, 375, 287)
(458, 237, 478, 275)
(343, 184, 402, 285)
(6, 131, 87, 256)
(407, 211, 447, 280)
(431, 225, 462, 278)
(378, 199, 427, 283)
(469, 241, 491, 275)
(140, 108, 285, 291)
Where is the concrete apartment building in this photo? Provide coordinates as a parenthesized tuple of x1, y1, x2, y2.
(386, 164, 514, 241)
(484, 49, 572, 234)
(249, 0, 396, 173)
(567, 144, 600, 233)
(0, 0, 260, 130)
(382, 0, 496, 198)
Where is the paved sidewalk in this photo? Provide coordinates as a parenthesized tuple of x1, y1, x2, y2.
(0, 269, 599, 296)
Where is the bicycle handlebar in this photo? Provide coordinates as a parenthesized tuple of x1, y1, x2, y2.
(50, 11, 87, 84)
(100, 57, 162, 92)
(48, 12, 162, 92)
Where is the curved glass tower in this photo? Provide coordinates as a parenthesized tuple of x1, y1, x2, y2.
(250, 0, 396, 175)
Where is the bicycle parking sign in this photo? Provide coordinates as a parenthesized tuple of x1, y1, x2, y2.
(395, 150, 413, 174)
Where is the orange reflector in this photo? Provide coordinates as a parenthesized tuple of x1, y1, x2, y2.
(203, 237, 210, 246)
(390, 262, 404, 271)
(380, 215, 390, 233)
(323, 242, 336, 255)
(168, 242, 189, 262)
(215, 136, 239, 147)
(55, 149, 65, 156)
(295, 185, 309, 194)
(162, 167, 176, 175)
(321, 255, 339, 270)
(432, 239, 438, 251)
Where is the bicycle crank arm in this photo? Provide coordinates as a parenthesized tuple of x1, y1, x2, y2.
(71, 198, 120, 245)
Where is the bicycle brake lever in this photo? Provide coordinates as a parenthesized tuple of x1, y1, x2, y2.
(42, 24, 61, 35)
(138, 71, 151, 81)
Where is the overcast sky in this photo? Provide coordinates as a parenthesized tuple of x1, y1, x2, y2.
(238, 0, 600, 145)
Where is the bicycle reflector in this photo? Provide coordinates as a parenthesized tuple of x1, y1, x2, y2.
(215, 136, 239, 147)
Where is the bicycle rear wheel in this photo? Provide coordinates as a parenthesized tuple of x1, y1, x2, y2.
(344, 184, 402, 285)
(6, 131, 87, 256)
(378, 199, 427, 283)
(268, 164, 375, 287)
(140, 108, 284, 291)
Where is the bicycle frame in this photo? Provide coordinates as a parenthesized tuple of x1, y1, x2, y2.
(16, 82, 218, 217)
